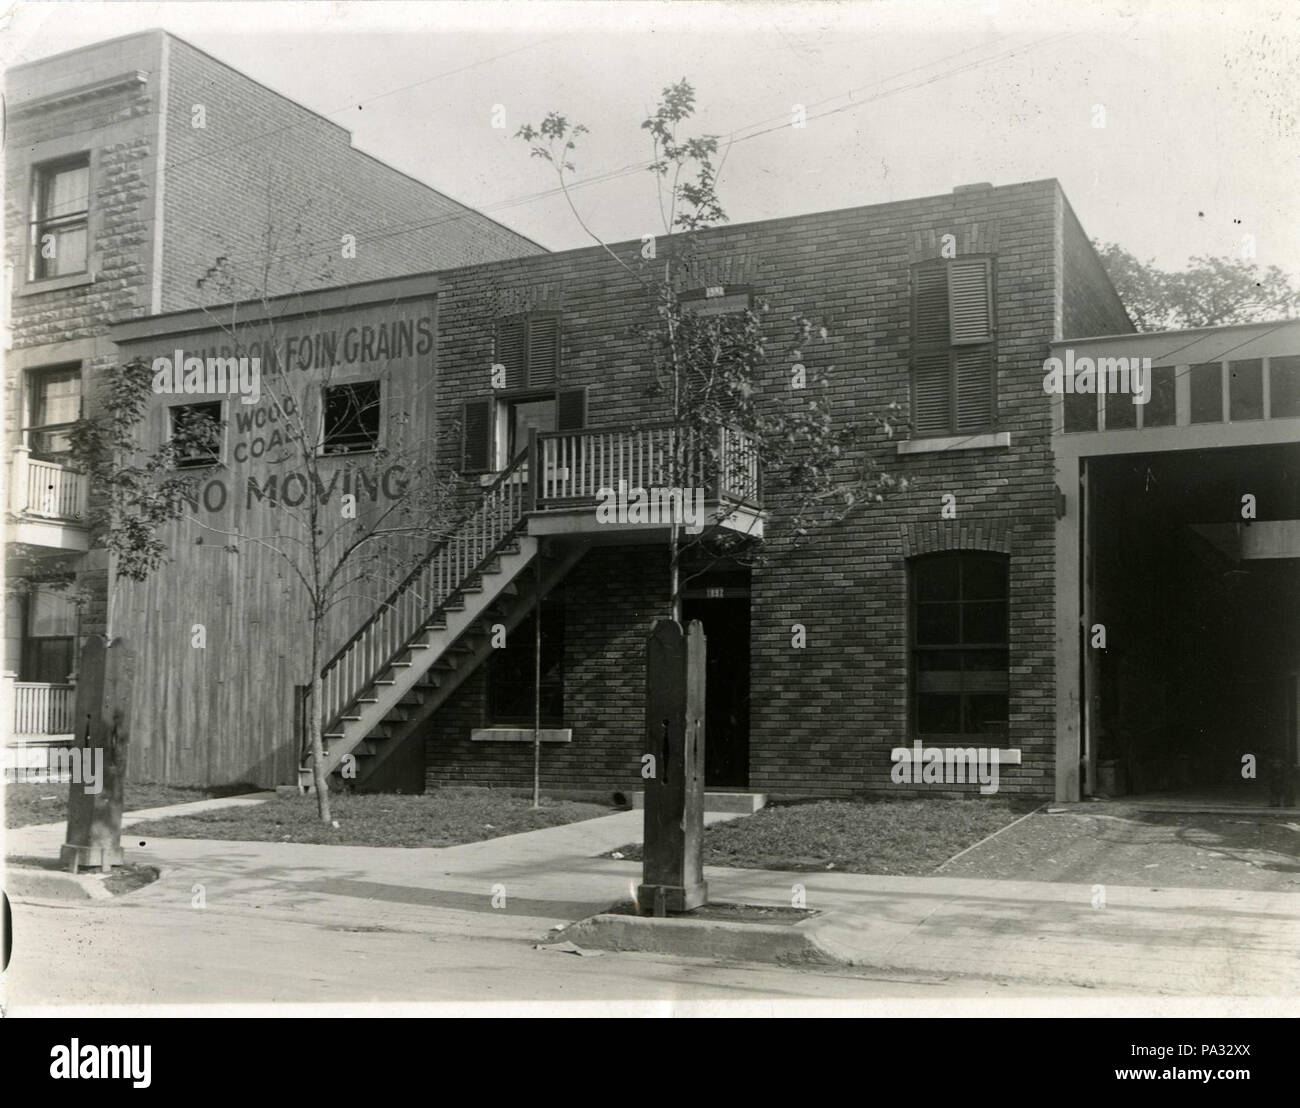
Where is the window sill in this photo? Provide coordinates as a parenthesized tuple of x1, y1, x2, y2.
(19, 271, 95, 296)
(471, 727, 572, 743)
(896, 431, 1010, 455)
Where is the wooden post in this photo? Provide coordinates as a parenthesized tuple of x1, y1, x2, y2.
(526, 426, 539, 512)
(60, 636, 133, 873)
(638, 619, 707, 913)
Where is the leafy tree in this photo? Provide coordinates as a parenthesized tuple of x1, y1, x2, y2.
(1093, 240, 1300, 331)
(517, 81, 906, 619)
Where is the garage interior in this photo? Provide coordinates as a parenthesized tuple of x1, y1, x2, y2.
(1086, 443, 1300, 802)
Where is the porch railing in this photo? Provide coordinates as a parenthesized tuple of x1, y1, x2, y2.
(535, 422, 762, 508)
(10, 447, 88, 522)
(13, 682, 76, 734)
(311, 450, 532, 735)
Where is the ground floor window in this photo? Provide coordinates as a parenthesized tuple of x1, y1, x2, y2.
(910, 551, 1009, 738)
(486, 596, 564, 726)
(20, 588, 77, 683)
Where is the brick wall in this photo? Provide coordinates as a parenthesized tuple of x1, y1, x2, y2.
(159, 35, 543, 312)
(1061, 196, 1134, 339)
(422, 179, 1090, 798)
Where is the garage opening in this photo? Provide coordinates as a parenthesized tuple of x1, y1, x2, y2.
(1086, 444, 1300, 803)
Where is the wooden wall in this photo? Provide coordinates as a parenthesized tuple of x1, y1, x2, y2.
(112, 286, 441, 786)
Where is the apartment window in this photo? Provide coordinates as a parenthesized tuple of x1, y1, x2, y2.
(21, 589, 77, 684)
(31, 156, 90, 280)
(26, 365, 82, 458)
(461, 388, 586, 474)
(487, 597, 564, 726)
(911, 552, 1009, 738)
(1144, 365, 1177, 427)
(170, 402, 224, 468)
(1270, 356, 1300, 419)
(1189, 362, 1223, 423)
(322, 381, 381, 454)
(495, 312, 560, 390)
(910, 258, 996, 437)
(1229, 359, 1264, 421)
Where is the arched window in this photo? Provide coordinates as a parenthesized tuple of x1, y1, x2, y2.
(910, 552, 1009, 738)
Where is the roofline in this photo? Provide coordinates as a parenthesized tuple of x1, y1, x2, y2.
(430, 178, 1065, 279)
(1051, 317, 1300, 347)
(110, 272, 443, 343)
(4, 27, 166, 73)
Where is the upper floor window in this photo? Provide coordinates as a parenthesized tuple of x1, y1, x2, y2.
(495, 312, 560, 390)
(26, 365, 82, 459)
(169, 401, 224, 469)
(910, 551, 1009, 738)
(31, 155, 90, 281)
(322, 381, 381, 454)
(910, 258, 996, 437)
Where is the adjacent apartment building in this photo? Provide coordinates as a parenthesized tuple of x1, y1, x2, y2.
(3, 31, 543, 743)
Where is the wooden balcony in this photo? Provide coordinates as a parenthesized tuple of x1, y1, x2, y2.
(524, 423, 764, 542)
(8, 680, 76, 738)
(7, 447, 90, 551)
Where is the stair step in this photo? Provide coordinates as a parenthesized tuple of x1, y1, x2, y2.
(357, 697, 379, 704)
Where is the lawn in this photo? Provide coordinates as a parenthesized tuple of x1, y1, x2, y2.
(127, 787, 614, 848)
(612, 797, 1039, 875)
(3, 781, 259, 829)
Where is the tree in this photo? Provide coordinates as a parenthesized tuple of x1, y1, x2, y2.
(517, 81, 906, 620)
(1093, 240, 1300, 331)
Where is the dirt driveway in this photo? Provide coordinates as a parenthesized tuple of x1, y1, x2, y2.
(938, 804, 1300, 892)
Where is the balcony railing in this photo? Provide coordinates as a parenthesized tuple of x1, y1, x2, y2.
(533, 422, 762, 509)
(10, 447, 88, 522)
(12, 682, 76, 735)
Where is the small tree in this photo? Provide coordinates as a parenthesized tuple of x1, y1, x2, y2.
(518, 81, 906, 618)
(1094, 240, 1300, 331)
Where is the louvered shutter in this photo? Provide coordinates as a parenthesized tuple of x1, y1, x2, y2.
(556, 387, 586, 431)
(948, 259, 992, 343)
(461, 399, 493, 473)
(527, 315, 560, 387)
(913, 264, 950, 346)
(495, 318, 527, 389)
(954, 346, 994, 431)
(912, 349, 952, 436)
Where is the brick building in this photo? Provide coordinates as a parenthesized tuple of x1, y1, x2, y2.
(108, 177, 1139, 802)
(3, 31, 543, 742)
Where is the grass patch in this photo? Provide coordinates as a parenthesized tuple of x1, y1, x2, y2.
(128, 787, 613, 848)
(3, 780, 259, 829)
(611, 797, 1037, 875)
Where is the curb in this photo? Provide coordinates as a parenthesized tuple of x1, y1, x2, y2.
(4, 865, 115, 902)
(563, 912, 836, 965)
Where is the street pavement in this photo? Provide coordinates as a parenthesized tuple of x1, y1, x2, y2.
(4, 801, 1298, 1009)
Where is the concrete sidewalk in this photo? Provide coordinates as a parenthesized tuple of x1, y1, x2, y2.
(6, 805, 1298, 995)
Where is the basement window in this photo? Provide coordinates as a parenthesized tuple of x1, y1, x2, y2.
(487, 597, 564, 727)
(322, 381, 381, 454)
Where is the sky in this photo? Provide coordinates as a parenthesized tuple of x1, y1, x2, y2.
(4, 0, 1298, 274)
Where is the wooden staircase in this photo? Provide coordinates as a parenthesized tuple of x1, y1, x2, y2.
(300, 452, 585, 791)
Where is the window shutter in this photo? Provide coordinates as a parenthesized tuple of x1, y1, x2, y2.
(556, 387, 586, 431)
(913, 264, 950, 347)
(948, 259, 992, 343)
(954, 347, 994, 431)
(527, 315, 560, 387)
(495, 318, 527, 389)
(461, 399, 493, 473)
(912, 350, 951, 436)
